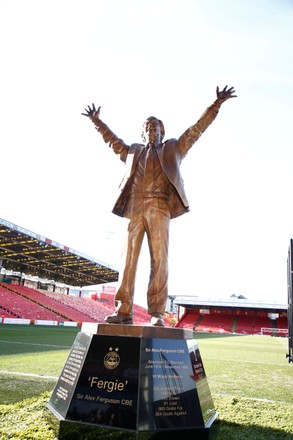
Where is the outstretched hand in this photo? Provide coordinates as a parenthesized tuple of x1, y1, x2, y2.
(216, 86, 237, 103)
(82, 103, 101, 120)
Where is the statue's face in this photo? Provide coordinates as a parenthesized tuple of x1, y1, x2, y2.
(143, 118, 161, 143)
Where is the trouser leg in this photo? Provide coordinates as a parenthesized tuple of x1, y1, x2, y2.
(144, 198, 170, 316)
(115, 213, 145, 316)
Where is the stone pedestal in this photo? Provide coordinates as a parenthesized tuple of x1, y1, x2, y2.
(46, 323, 217, 439)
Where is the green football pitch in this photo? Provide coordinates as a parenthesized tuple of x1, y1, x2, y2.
(0, 324, 292, 439)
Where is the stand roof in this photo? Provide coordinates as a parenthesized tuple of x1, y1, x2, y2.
(0, 218, 118, 287)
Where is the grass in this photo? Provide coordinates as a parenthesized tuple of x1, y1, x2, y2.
(0, 325, 292, 439)
(197, 333, 293, 403)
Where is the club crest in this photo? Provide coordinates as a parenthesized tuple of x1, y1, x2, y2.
(104, 347, 120, 369)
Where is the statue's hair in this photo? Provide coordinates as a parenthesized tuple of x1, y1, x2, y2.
(142, 116, 165, 142)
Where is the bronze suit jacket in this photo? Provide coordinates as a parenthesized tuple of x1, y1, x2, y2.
(94, 100, 222, 219)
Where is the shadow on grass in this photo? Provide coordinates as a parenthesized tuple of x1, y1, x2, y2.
(213, 419, 293, 440)
(44, 413, 293, 440)
(1, 392, 292, 440)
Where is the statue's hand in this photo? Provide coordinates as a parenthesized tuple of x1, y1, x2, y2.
(82, 103, 101, 121)
(216, 86, 237, 103)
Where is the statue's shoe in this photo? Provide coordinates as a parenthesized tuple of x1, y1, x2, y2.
(150, 314, 165, 327)
(105, 312, 133, 324)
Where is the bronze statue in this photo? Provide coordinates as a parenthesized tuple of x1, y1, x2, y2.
(83, 86, 236, 326)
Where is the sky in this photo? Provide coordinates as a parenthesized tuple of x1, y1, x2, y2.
(1, 0, 293, 308)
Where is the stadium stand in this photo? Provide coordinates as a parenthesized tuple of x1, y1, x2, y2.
(235, 315, 272, 335)
(195, 314, 235, 333)
(175, 309, 200, 329)
(174, 297, 288, 336)
(0, 282, 150, 325)
(1, 280, 288, 332)
(41, 290, 150, 324)
(1, 218, 288, 334)
(0, 285, 62, 321)
(276, 316, 288, 329)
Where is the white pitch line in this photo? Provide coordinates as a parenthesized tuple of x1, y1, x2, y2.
(0, 370, 58, 380)
(0, 340, 70, 349)
(214, 392, 292, 405)
(205, 356, 291, 367)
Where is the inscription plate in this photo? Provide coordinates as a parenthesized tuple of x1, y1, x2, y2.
(188, 340, 215, 425)
(48, 332, 90, 418)
(138, 338, 204, 430)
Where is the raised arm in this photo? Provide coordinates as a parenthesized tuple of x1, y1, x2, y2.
(82, 104, 128, 161)
(178, 86, 237, 156)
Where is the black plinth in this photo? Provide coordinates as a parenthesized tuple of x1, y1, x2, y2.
(46, 323, 217, 439)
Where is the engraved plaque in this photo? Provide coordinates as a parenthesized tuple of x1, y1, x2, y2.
(138, 338, 205, 430)
(48, 332, 90, 418)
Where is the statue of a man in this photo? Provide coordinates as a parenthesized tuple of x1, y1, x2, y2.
(83, 86, 236, 326)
